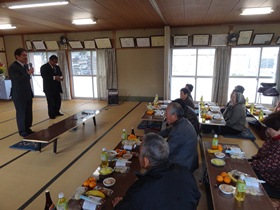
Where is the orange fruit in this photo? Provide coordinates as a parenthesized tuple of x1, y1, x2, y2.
(116, 149, 120, 153)
(122, 150, 127, 154)
(88, 177, 96, 182)
(216, 175, 223, 183)
(223, 176, 231, 184)
(83, 180, 90, 187)
(89, 181, 97, 188)
(220, 172, 227, 177)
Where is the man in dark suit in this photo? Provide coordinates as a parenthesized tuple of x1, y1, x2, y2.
(8, 48, 34, 137)
(40, 55, 63, 119)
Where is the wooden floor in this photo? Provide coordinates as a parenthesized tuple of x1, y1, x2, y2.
(0, 98, 271, 210)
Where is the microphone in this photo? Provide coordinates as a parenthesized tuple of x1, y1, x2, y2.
(29, 63, 33, 69)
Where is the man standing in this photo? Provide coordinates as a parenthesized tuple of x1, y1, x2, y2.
(113, 133, 201, 210)
(158, 102, 199, 172)
(40, 55, 63, 119)
(8, 48, 34, 137)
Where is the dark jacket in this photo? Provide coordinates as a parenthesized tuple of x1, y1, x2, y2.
(8, 61, 33, 100)
(158, 118, 198, 172)
(40, 63, 63, 94)
(184, 105, 200, 135)
(183, 96, 195, 109)
(115, 161, 201, 210)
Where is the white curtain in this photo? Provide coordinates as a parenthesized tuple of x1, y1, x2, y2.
(273, 48, 280, 106)
(57, 51, 71, 100)
(96, 49, 117, 100)
(211, 46, 231, 106)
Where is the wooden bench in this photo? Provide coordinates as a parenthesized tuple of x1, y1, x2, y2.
(23, 110, 99, 153)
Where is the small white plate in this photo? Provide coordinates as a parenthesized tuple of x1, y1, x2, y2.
(214, 151, 225, 159)
(211, 158, 225, 166)
(219, 184, 235, 194)
(103, 177, 116, 187)
(122, 153, 133, 160)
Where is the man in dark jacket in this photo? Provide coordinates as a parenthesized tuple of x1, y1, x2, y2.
(158, 102, 199, 172)
(40, 55, 63, 119)
(8, 48, 34, 137)
(113, 133, 201, 210)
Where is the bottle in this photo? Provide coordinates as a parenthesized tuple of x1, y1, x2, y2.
(101, 148, 108, 168)
(121, 129, 127, 140)
(212, 134, 219, 150)
(245, 97, 249, 106)
(45, 190, 56, 210)
(200, 95, 203, 103)
(153, 94, 158, 106)
(131, 127, 135, 136)
(250, 103, 254, 114)
(259, 109, 264, 121)
(147, 102, 153, 110)
(235, 174, 246, 201)
(56, 192, 67, 210)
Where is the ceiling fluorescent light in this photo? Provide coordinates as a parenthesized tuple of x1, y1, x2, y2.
(7, 0, 68, 9)
(241, 7, 273, 15)
(72, 19, 97, 25)
(0, 24, 16, 29)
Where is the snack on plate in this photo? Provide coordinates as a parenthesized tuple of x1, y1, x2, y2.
(103, 177, 116, 187)
(99, 167, 114, 175)
(219, 184, 235, 194)
(211, 158, 226, 166)
(94, 186, 114, 196)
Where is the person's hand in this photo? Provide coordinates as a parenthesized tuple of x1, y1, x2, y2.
(112, 197, 123, 207)
(28, 67, 34, 75)
(55, 76, 62, 81)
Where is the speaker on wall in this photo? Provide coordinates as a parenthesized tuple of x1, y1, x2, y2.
(108, 89, 119, 105)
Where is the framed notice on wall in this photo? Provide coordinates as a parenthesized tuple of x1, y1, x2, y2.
(95, 38, 112, 49)
(173, 35, 189, 46)
(151, 36, 164, 47)
(237, 30, 253, 45)
(211, 34, 228, 46)
(68, 41, 83, 49)
(136, 37, 150, 47)
(32, 40, 46, 50)
(252, 33, 274, 45)
(120, 37, 135, 48)
(45, 41, 59, 50)
(25, 40, 33, 50)
(83, 40, 96, 49)
(192, 34, 210, 46)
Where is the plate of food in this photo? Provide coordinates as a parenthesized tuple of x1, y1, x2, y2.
(122, 153, 133, 160)
(211, 158, 225, 166)
(210, 106, 220, 113)
(212, 114, 223, 121)
(219, 184, 235, 194)
(99, 167, 114, 175)
(103, 177, 116, 187)
(214, 151, 225, 159)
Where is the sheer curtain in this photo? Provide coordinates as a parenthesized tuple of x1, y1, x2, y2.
(273, 48, 280, 106)
(57, 51, 71, 100)
(96, 49, 117, 100)
(211, 46, 231, 106)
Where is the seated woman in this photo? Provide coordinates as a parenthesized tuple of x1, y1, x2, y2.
(215, 91, 246, 135)
(250, 111, 280, 198)
(180, 87, 195, 110)
(173, 98, 200, 136)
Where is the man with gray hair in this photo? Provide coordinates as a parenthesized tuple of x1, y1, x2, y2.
(112, 133, 201, 210)
(158, 102, 199, 172)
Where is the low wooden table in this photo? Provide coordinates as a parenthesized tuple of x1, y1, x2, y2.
(203, 141, 274, 210)
(23, 110, 99, 153)
(68, 142, 141, 210)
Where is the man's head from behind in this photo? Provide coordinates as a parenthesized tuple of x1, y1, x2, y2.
(263, 111, 280, 138)
(233, 85, 245, 94)
(165, 102, 184, 124)
(139, 133, 169, 169)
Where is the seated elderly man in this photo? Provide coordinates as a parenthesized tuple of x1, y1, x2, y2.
(173, 98, 199, 136)
(158, 102, 198, 172)
(250, 111, 280, 199)
(112, 133, 201, 210)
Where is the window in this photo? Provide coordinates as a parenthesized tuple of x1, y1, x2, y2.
(70, 51, 98, 98)
(229, 47, 279, 104)
(28, 52, 57, 96)
(171, 48, 216, 101)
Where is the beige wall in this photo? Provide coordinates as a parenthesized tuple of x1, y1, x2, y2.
(3, 23, 280, 99)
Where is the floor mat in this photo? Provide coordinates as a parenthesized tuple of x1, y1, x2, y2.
(9, 141, 47, 151)
(223, 127, 256, 141)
